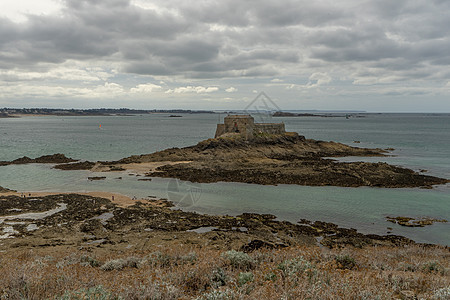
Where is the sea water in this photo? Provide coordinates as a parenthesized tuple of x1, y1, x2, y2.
(0, 113, 449, 245)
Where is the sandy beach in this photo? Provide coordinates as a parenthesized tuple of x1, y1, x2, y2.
(91, 161, 192, 175)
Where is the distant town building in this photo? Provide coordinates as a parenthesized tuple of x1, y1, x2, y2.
(215, 114, 286, 139)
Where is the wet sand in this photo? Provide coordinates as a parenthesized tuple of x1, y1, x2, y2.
(91, 161, 192, 175)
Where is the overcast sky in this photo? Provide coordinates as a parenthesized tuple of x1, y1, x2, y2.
(0, 0, 449, 112)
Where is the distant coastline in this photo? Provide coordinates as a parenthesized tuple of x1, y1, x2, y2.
(0, 108, 215, 117)
(272, 111, 365, 118)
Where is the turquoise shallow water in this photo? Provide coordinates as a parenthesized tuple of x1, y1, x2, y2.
(0, 113, 449, 245)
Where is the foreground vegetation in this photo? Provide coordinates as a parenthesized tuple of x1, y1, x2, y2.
(1, 244, 448, 299)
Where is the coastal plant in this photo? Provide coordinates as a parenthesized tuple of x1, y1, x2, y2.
(0, 244, 449, 299)
(183, 268, 212, 292)
(277, 256, 314, 277)
(238, 272, 254, 286)
(221, 250, 255, 270)
(251, 251, 274, 265)
(210, 268, 228, 288)
(180, 251, 198, 264)
(264, 271, 277, 282)
(195, 288, 237, 300)
(386, 274, 411, 292)
(100, 257, 141, 271)
(144, 250, 198, 267)
(31, 255, 54, 268)
(335, 254, 357, 270)
(120, 282, 181, 300)
(357, 289, 389, 300)
(58, 285, 120, 300)
(422, 260, 445, 274)
(80, 255, 101, 267)
(396, 262, 417, 272)
(433, 286, 450, 300)
(56, 255, 79, 269)
(145, 251, 172, 267)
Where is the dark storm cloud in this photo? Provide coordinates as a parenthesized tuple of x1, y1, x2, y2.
(0, 0, 449, 83)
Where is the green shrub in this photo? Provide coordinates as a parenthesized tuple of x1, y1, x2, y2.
(80, 255, 101, 267)
(180, 251, 198, 264)
(238, 272, 254, 286)
(221, 250, 254, 270)
(145, 251, 172, 267)
(143, 251, 197, 268)
(55, 256, 79, 269)
(100, 257, 141, 271)
(210, 268, 228, 288)
(264, 271, 277, 282)
(278, 257, 313, 276)
(335, 255, 357, 270)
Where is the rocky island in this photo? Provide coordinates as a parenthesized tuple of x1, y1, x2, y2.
(50, 115, 448, 189)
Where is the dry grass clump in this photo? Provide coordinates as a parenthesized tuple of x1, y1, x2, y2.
(0, 244, 448, 299)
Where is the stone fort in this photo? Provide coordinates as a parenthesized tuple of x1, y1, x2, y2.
(215, 114, 286, 139)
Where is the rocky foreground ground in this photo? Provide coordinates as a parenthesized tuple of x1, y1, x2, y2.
(0, 193, 415, 252)
(0, 193, 449, 299)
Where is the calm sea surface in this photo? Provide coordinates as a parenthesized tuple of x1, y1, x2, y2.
(0, 113, 449, 245)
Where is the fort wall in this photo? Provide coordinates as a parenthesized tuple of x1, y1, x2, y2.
(215, 114, 286, 139)
(254, 123, 286, 135)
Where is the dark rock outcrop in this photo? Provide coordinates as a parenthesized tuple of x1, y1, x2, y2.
(0, 194, 421, 250)
(0, 186, 16, 193)
(54, 161, 95, 170)
(386, 216, 448, 227)
(0, 154, 77, 166)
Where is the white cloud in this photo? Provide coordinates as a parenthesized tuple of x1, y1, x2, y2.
(165, 86, 219, 94)
(225, 87, 237, 92)
(130, 83, 163, 93)
(308, 72, 332, 87)
(0, 82, 124, 99)
(0, 63, 114, 82)
(93, 83, 124, 96)
(0, 0, 63, 23)
(271, 78, 283, 83)
(285, 73, 332, 90)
